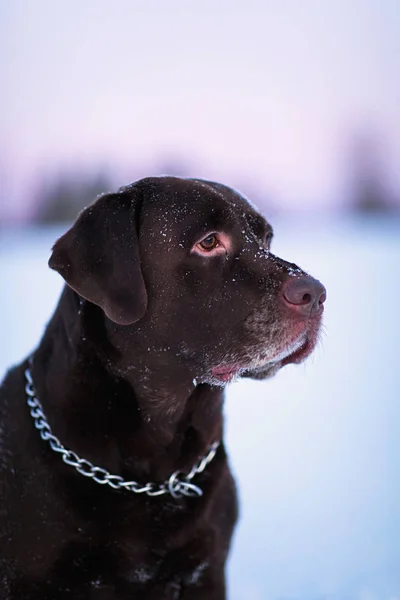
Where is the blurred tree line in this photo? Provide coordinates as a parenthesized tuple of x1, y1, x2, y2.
(32, 161, 272, 224)
(347, 132, 396, 214)
(31, 135, 398, 224)
(33, 172, 113, 223)
(32, 160, 193, 224)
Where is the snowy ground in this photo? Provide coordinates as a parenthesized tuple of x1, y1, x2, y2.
(0, 217, 399, 600)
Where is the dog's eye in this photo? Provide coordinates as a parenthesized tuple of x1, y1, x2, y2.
(192, 232, 231, 256)
(198, 234, 219, 251)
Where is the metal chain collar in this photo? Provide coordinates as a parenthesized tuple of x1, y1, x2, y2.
(24, 366, 219, 499)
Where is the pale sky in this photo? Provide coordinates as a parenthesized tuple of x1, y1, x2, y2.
(1, 0, 400, 220)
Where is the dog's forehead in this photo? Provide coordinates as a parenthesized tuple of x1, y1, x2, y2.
(139, 176, 268, 232)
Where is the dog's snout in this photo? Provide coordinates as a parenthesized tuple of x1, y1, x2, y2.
(282, 276, 326, 317)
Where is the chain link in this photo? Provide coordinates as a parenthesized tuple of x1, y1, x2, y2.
(24, 366, 219, 499)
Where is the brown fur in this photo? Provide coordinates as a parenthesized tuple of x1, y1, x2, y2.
(0, 177, 325, 599)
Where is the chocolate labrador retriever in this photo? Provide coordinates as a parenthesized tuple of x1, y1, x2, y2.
(0, 177, 326, 599)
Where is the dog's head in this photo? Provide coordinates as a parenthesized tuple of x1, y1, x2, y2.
(49, 176, 325, 387)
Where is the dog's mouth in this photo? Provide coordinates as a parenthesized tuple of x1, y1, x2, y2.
(281, 335, 312, 366)
(211, 330, 318, 384)
(211, 364, 245, 383)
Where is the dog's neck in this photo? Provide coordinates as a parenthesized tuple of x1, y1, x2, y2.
(30, 287, 224, 483)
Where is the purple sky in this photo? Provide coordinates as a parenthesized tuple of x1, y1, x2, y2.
(1, 0, 400, 220)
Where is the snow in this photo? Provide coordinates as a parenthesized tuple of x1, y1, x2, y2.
(0, 217, 399, 599)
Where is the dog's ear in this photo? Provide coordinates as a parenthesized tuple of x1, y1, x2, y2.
(48, 191, 147, 325)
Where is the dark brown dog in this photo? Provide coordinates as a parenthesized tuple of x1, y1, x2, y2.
(0, 177, 326, 599)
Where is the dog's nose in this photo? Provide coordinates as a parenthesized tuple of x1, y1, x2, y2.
(282, 276, 326, 317)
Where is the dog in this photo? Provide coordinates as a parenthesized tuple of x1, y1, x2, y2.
(0, 176, 326, 599)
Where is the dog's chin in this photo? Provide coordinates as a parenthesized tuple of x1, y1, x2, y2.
(242, 333, 318, 381)
(241, 362, 281, 381)
(200, 361, 281, 387)
(204, 331, 319, 386)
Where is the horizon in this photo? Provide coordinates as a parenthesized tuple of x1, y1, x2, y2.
(1, 0, 400, 221)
